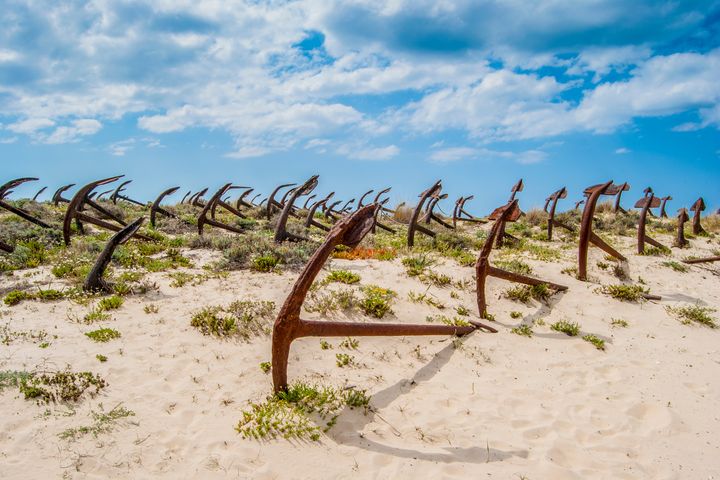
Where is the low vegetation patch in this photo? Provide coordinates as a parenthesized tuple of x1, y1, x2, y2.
(324, 269, 361, 285)
(402, 254, 435, 277)
(610, 318, 629, 328)
(359, 285, 396, 318)
(18, 370, 107, 404)
(304, 288, 357, 315)
(599, 284, 649, 302)
(3, 288, 70, 306)
(665, 304, 717, 328)
(582, 334, 606, 350)
(191, 300, 276, 338)
(236, 382, 371, 441)
(59, 404, 136, 441)
(661, 261, 688, 273)
(550, 320, 580, 336)
(511, 324, 533, 337)
(503, 283, 553, 303)
(333, 246, 396, 261)
(85, 328, 122, 342)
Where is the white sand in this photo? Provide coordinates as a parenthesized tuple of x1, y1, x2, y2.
(1, 229, 719, 479)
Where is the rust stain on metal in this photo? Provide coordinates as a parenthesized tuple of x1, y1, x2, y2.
(634, 193, 667, 254)
(690, 198, 706, 235)
(545, 187, 574, 241)
(578, 181, 627, 281)
(84, 217, 145, 293)
(0, 178, 53, 229)
(674, 208, 689, 248)
(271, 204, 485, 393)
(476, 200, 568, 319)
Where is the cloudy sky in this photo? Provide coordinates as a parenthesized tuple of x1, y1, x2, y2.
(1, 0, 719, 211)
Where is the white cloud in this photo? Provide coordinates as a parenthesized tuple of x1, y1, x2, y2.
(346, 144, 400, 161)
(7, 118, 55, 134)
(429, 147, 478, 162)
(0, 136, 18, 144)
(0, 1, 718, 158)
(429, 146, 547, 164)
(615, 147, 631, 154)
(45, 119, 102, 144)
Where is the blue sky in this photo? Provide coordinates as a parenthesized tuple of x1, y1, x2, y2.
(1, 1, 719, 213)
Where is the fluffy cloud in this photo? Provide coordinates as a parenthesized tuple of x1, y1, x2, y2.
(0, 1, 718, 155)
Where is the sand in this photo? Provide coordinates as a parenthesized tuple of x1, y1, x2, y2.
(1, 228, 719, 479)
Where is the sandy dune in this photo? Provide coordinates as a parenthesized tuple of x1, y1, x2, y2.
(1, 226, 719, 480)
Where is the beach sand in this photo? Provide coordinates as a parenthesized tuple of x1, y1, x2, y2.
(1, 227, 719, 479)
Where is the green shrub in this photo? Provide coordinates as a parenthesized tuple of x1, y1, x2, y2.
(359, 285, 395, 318)
(402, 254, 435, 277)
(252, 253, 280, 272)
(324, 270, 361, 285)
(511, 324, 533, 337)
(85, 328, 122, 342)
(19, 370, 107, 404)
(98, 295, 123, 311)
(550, 320, 580, 336)
(191, 300, 276, 338)
(665, 304, 716, 328)
(599, 284, 648, 302)
(582, 334, 606, 350)
(236, 382, 370, 441)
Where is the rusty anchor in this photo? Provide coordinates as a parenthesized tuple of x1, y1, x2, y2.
(63, 176, 152, 245)
(612, 182, 630, 213)
(407, 180, 452, 247)
(305, 192, 334, 232)
(83, 217, 145, 293)
(452, 195, 485, 228)
(674, 208, 689, 248)
(271, 204, 490, 393)
(545, 187, 574, 241)
(274, 175, 318, 242)
(0, 178, 53, 229)
(476, 200, 568, 319)
(150, 186, 183, 227)
(577, 182, 627, 281)
(188, 188, 209, 208)
(110, 180, 145, 207)
(659, 196, 672, 218)
(634, 193, 667, 254)
(52, 184, 75, 205)
(32, 186, 47, 202)
(690, 198, 706, 235)
(267, 183, 296, 220)
(198, 184, 247, 235)
(370, 188, 396, 234)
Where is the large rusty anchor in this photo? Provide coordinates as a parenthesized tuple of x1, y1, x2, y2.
(477, 200, 568, 318)
(274, 175, 318, 242)
(612, 182, 630, 213)
(407, 180, 449, 247)
(452, 195, 485, 228)
(674, 208, 689, 248)
(52, 184, 75, 205)
(110, 180, 145, 207)
(545, 187, 574, 241)
(690, 198, 706, 235)
(0, 178, 53, 229)
(150, 186, 182, 227)
(63, 176, 152, 245)
(577, 182, 627, 281)
(634, 193, 667, 254)
(271, 204, 491, 393)
(83, 218, 145, 293)
(198, 184, 247, 235)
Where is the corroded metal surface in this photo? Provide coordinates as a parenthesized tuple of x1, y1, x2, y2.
(150, 186, 181, 227)
(634, 194, 666, 254)
(274, 175, 318, 242)
(578, 181, 627, 281)
(674, 208, 689, 248)
(271, 204, 483, 393)
(690, 198, 706, 235)
(0, 178, 53, 229)
(52, 184, 75, 205)
(476, 200, 567, 319)
(84, 217, 145, 293)
(545, 187, 574, 241)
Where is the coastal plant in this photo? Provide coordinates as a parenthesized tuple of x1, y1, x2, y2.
(85, 328, 122, 342)
(665, 304, 717, 328)
(236, 382, 371, 441)
(324, 270, 361, 285)
(550, 320, 580, 336)
(59, 404, 136, 440)
(599, 284, 648, 302)
(511, 324, 533, 337)
(582, 334, 606, 350)
(18, 370, 107, 404)
(359, 285, 395, 318)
